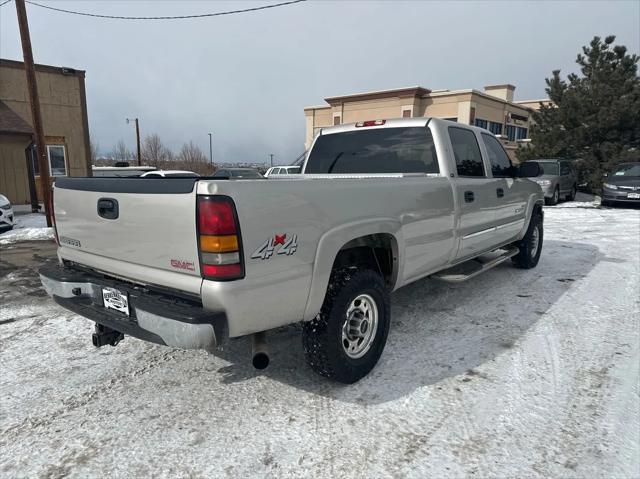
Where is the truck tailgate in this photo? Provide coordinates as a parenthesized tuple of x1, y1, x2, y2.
(53, 178, 201, 291)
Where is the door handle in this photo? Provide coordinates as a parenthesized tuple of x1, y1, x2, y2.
(497, 188, 504, 198)
(464, 191, 475, 203)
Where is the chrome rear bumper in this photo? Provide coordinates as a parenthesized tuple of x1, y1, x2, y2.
(39, 263, 226, 350)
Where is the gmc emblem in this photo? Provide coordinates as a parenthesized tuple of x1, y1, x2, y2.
(170, 259, 195, 271)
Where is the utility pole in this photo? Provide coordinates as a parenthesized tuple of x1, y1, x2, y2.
(208, 133, 213, 164)
(269, 153, 274, 167)
(126, 118, 141, 165)
(15, 0, 51, 226)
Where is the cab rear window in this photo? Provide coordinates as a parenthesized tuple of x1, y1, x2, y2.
(305, 127, 439, 174)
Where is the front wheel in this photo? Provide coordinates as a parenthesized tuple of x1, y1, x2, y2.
(545, 187, 560, 206)
(302, 267, 390, 384)
(512, 211, 543, 269)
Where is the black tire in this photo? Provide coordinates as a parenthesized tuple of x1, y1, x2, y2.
(567, 185, 577, 201)
(512, 211, 543, 269)
(302, 267, 390, 384)
(545, 187, 560, 206)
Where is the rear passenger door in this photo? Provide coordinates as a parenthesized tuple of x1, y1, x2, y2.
(481, 133, 527, 244)
(449, 127, 502, 260)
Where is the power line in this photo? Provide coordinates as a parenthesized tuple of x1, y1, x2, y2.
(22, 0, 306, 20)
(0, 0, 13, 8)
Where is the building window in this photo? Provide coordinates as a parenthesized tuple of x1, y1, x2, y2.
(402, 109, 411, 118)
(333, 116, 341, 126)
(488, 121, 503, 135)
(516, 127, 528, 140)
(33, 145, 67, 177)
(474, 118, 488, 130)
(506, 125, 516, 141)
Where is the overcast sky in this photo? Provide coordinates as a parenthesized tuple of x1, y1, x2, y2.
(1, 0, 638, 165)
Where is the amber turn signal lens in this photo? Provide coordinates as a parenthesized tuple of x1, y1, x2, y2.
(200, 235, 238, 253)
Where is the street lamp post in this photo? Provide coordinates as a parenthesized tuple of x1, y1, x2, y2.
(208, 133, 213, 164)
(126, 118, 141, 166)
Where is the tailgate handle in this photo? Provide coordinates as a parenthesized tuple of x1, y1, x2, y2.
(97, 198, 119, 219)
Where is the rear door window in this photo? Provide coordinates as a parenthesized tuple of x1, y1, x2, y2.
(305, 127, 439, 174)
(560, 162, 570, 175)
(448, 127, 485, 177)
(481, 133, 513, 177)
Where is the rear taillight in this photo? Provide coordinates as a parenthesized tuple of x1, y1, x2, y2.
(197, 196, 244, 281)
(49, 187, 59, 245)
(355, 119, 386, 128)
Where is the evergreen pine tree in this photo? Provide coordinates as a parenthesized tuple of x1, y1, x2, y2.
(520, 35, 640, 189)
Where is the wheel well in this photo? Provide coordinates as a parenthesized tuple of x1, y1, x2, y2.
(533, 201, 544, 216)
(332, 233, 397, 288)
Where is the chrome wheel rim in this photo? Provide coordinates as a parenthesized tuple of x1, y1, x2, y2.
(342, 294, 378, 359)
(530, 225, 540, 257)
(554, 189, 559, 202)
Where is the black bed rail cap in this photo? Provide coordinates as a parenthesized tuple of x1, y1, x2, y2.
(55, 177, 198, 194)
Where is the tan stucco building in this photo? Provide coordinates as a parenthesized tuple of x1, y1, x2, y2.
(304, 84, 550, 161)
(0, 59, 91, 205)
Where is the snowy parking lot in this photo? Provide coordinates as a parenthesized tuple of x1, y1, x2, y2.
(1, 198, 639, 478)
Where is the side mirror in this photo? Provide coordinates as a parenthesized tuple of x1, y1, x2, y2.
(517, 162, 541, 178)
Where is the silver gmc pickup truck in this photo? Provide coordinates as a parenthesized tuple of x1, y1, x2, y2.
(40, 118, 543, 383)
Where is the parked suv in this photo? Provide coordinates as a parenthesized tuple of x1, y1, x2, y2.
(528, 159, 577, 205)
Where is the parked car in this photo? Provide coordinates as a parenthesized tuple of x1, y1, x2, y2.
(527, 158, 578, 205)
(212, 168, 263, 179)
(0, 194, 15, 232)
(264, 166, 301, 177)
(601, 162, 640, 206)
(39, 118, 543, 383)
(141, 170, 200, 178)
(92, 166, 157, 177)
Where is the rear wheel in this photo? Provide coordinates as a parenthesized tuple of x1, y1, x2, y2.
(512, 211, 543, 269)
(302, 267, 390, 384)
(567, 185, 576, 201)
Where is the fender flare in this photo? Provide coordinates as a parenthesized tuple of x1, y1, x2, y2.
(518, 194, 544, 240)
(302, 218, 403, 321)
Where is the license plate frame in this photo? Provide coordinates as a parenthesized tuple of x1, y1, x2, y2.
(627, 192, 640, 199)
(102, 287, 130, 316)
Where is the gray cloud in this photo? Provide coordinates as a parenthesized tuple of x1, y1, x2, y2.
(1, 0, 638, 164)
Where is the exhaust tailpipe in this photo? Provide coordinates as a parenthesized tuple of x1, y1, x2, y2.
(251, 332, 270, 370)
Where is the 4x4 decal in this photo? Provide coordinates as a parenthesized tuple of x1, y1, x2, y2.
(251, 234, 298, 260)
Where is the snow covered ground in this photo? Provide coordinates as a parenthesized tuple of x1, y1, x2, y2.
(0, 201, 638, 478)
(0, 213, 53, 245)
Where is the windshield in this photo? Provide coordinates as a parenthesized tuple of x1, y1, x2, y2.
(612, 163, 640, 177)
(535, 161, 559, 175)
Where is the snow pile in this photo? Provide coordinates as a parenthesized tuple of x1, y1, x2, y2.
(0, 213, 53, 245)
